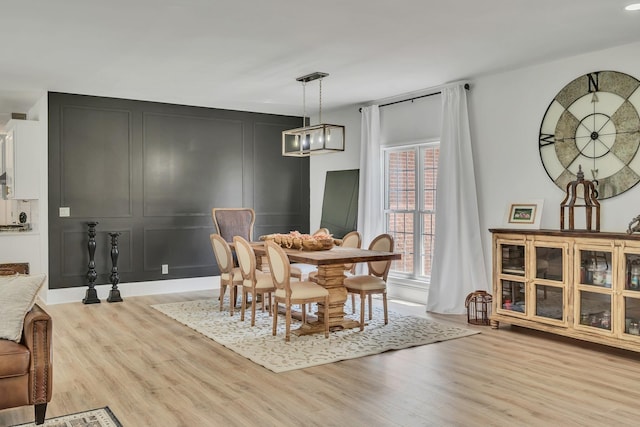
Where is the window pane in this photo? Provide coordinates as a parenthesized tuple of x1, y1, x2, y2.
(387, 212, 414, 273)
(387, 150, 415, 211)
(385, 143, 438, 280)
(423, 146, 438, 211)
(422, 213, 435, 276)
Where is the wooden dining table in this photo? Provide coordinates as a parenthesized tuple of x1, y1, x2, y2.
(250, 243, 401, 335)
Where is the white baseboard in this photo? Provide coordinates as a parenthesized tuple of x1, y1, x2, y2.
(387, 278, 429, 305)
(43, 276, 220, 305)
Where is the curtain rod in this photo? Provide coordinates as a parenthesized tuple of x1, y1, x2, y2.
(359, 83, 470, 112)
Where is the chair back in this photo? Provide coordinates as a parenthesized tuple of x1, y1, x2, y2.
(265, 241, 292, 296)
(341, 231, 362, 273)
(367, 233, 394, 281)
(233, 236, 257, 284)
(210, 234, 234, 274)
(212, 208, 255, 242)
(312, 228, 330, 236)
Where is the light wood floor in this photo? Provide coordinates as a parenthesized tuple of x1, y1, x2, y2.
(3, 290, 640, 427)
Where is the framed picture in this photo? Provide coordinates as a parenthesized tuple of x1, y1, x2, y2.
(509, 204, 537, 224)
(503, 200, 544, 229)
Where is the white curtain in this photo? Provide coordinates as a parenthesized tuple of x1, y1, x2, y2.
(427, 84, 488, 314)
(358, 105, 383, 249)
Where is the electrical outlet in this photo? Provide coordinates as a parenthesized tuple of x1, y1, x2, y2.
(59, 207, 70, 217)
(161, 264, 169, 274)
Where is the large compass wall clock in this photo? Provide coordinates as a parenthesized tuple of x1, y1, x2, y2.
(539, 70, 640, 199)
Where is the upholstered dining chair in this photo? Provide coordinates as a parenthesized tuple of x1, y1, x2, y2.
(210, 234, 243, 315)
(265, 241, 330, 342)
(211, 208, 255, 243)
(343, 233, 394, 331)
(234, 236, 275, 327)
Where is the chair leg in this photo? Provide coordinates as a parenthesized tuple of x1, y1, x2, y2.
(351, 293, 356, 314)
(359, 291, 365, 331)
(301, 304, 307, 324)
(285, 305, 292, 342)
(229, 286, 235, 316)
(251, 294, 257, 327)
(382, 291, 388, 325)
(368, 294, 373, 320)
(219, 283, 227, 311)
(240, 290, 247, 321)
(272, 298, 278, 336)
(35, 403, 47, 425)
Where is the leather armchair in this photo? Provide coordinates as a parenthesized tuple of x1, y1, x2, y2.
(0, 303, 53, 425)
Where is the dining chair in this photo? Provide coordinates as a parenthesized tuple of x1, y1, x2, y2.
(343, 233, 394, 331)
(341, 230, 363, 274)
(211, 208, 255, 243)
(210, 234, 243, 315)
(234, 236, 275, 327)
(265, 241, 330, 342)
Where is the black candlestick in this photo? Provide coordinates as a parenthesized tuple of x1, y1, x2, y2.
(82, 221, 101, 304)
(107, 232, 123, 303)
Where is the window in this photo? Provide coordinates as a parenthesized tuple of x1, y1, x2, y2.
(384, 142, 439, 280)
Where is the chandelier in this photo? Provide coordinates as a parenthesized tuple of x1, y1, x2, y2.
(282, 72, 345, 157)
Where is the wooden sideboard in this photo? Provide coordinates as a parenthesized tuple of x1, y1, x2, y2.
(490, 228, 640, 352)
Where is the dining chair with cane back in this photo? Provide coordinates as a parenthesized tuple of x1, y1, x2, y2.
(234, 236, 275, 327)
(211, 208, 255, 243)
(343, 233, 394, 331)
(210, 234, 243, 315)
(265, 241, 330, 342)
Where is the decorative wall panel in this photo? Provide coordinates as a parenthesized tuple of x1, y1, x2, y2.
(48, 93, 308, 289)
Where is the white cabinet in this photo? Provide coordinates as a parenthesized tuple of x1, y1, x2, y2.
(3, 119, 40, 199)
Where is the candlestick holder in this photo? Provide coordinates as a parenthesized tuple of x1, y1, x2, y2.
(107, 232, 123, 303)
(82, 221, 101, 304)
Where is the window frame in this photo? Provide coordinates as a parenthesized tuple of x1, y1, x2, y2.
(383, 139, 440, 283)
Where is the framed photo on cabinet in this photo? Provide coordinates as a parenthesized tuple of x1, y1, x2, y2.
(503, 200, 544, 229)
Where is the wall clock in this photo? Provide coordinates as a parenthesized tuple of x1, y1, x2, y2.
(539, 70, 640, 199)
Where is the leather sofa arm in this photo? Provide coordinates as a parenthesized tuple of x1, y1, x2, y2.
(22, 304, 53, 405)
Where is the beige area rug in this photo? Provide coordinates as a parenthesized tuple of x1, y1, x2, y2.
(151, 298, 480, 373)
(12, 407, 122, 427)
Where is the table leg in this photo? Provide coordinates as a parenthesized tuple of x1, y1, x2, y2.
(292, 263, 360, 335)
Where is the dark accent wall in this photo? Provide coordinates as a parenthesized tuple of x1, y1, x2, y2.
(48, 92, 309, 289)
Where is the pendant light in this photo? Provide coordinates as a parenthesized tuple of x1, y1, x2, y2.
(282, 72, 345, 157)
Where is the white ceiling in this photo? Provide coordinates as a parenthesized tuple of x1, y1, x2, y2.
(1, 0, 639, 125)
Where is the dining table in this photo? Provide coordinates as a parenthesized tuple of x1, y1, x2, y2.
(250, 242, 401, 336)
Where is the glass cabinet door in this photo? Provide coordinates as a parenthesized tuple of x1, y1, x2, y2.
(624, 253, 640, 292)
(535, 246, 563, 281)
(578, 249, 612, 288)
(578, 291, 612, 331)
(532, 244, 566, 323)
(622, 252, 640, 338)
(624, 297, 640, 336)
(535, 284, 563, 320)
(500, 280, 526, 314)
(501, 244, 525, 276)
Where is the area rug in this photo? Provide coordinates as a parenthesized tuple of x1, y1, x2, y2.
(12, 407, 122, 427)
(151, 298, 479, 373)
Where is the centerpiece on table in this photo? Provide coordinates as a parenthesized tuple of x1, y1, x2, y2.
(259, 230, 337, 251)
